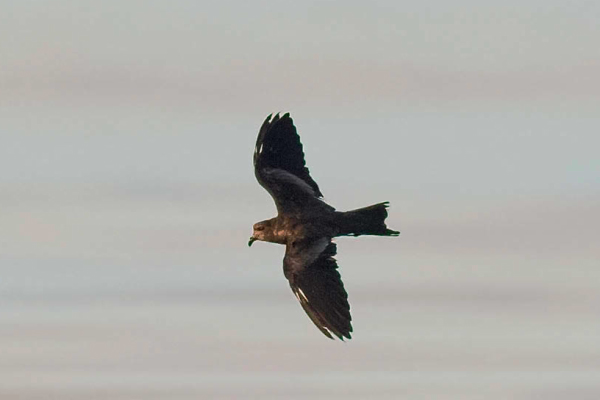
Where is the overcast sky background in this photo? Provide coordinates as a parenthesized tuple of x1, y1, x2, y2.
(1, 1, 599, 399)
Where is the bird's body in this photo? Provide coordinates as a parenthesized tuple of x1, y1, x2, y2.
(249, 113, 399, 340)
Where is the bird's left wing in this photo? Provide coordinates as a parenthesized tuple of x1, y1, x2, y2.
(254, 113, 331, 214)
(283, 238, 352, 340)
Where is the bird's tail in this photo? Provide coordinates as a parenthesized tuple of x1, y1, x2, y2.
(336, 202, 399, 237)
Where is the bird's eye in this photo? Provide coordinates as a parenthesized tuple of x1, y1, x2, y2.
(256, 226, 265, 231)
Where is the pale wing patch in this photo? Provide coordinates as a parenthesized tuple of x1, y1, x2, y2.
(295, 287, 309, 303)
(322, 326, 334, 337)
(301, 237, 330, 267)
(284, 237, 329, 274)
(263, 168, 316, 196)
(255, 142, 263, 157)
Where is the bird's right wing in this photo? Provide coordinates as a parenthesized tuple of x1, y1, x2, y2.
(254, 113, 332, 214)
(283, 238, 352, 340)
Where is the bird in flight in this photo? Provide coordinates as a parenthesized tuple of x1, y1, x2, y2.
(249, 113, 399, 340)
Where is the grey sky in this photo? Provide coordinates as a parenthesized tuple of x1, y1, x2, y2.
(1, 1, 599, 399)
(2, 1, 599, 111)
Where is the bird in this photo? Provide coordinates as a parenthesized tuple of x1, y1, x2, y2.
(249, 113, 399, 340)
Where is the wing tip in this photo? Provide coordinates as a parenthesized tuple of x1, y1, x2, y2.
(257, 112, 293, 143)
(292, 286, 353, 341)
(331, 327, 353, 341)
(319, 322, 353, 341)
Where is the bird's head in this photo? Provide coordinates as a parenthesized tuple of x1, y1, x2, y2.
(248, 219, 273, 246)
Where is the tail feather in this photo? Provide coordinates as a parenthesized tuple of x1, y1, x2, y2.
(336, 202, 399, 237)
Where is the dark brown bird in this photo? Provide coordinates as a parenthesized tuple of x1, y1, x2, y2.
(249, 113, 399, 340)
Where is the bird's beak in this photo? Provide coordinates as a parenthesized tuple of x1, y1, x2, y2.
(248, 236, 256, 247)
